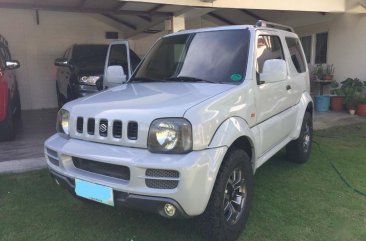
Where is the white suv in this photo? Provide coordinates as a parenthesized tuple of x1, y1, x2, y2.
(45, 21, 313, 241)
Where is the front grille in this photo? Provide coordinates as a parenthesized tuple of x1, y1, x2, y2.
(77, 117, 83, 133)
(75, 118, 138, 141)
(146, 169, 179, 178)
(145, 169, 179, 189)
(73, 157, 130, 181)
(145, 179, 179, 189)
(87, 118, 95, 135)
(99, 119, 108, 137)
(113, 121, 122, 138)
(127, 121, 138, 140)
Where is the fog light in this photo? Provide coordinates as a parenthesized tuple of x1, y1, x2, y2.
(54, 179, 60, 185)
(164, 203, 176, 217)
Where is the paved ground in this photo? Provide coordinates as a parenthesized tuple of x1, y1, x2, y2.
(0, 108, 57, 162)
(0, 109, 365, 174)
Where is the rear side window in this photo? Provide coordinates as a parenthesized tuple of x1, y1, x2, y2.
(286, 37, 307, 73)
(256, 35, 284, 73)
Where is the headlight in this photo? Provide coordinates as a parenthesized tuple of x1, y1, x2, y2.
(56, 109, 70, 135)
(79, 76, 101, 86)
(148, 118, 192, 154)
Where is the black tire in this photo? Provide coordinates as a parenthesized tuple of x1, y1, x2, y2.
(14, 91, 21, 120)
(0, 103, 15, 141)
(199, 148, 253, 241)
(286, 112, 313, 163)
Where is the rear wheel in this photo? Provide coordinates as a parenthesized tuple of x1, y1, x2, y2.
(286, 112, 313, 163)
(0, 103, 15, 141)
(14, 90, 21, 120)
(199, 148, 253, 241)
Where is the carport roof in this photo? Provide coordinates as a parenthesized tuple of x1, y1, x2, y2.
(0, 0, 192, 37)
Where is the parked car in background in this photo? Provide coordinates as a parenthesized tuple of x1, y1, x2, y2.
(55, 43, 140, 108)
(0, 34, 21, 141)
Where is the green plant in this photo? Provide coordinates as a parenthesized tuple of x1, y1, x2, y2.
(329, 78, 366, 107)
(340, 78, 365, 107)
(312, 64, 324, 79)
(324, 64, 334, 75)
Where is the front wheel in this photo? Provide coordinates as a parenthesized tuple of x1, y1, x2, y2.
(199, 148, 253, 241)
(0, 103, 15, 141)
(286, 112, 313, 163)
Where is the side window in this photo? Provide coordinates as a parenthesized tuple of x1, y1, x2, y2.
(256, 35, 284, 73)
(129, 50, 141, 71)
(285, 37, 307, 73)
(108, 45, 128, 75)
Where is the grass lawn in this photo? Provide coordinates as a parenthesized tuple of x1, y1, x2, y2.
(1, 124, 366, 241)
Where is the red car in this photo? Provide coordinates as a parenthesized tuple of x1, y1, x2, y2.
(0, 34, 21, 141)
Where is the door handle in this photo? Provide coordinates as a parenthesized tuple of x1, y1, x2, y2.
(286, 85, 291, 90)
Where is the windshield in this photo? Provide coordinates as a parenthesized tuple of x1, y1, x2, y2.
(131, 29, 250, 84)
(72, 45, 108, 69)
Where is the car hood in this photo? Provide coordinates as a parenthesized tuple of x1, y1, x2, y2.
(64, 82, 235, 148)
(66, 82, 235, 117)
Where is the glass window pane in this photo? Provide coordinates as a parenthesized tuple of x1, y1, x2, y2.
(300, 36, 311, 63)
(133, 29, 250, 84)
(286, 37, 307, 73)
(315, 32, 328, 64)
(256, 35, 284, 73)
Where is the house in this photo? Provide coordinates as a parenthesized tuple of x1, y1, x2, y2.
(0, 0, 365, 109)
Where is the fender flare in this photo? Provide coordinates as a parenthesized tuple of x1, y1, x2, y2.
(291, 92, 314, 139)
(208, 116, 257, 170)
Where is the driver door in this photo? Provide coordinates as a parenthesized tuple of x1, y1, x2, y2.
(103, 41, 131, 89)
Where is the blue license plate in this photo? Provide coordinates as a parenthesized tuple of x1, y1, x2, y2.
(75, 179, 114, 206)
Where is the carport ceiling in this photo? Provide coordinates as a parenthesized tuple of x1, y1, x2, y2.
(0, 0, 333, 38)
(0, 0, 191, 37)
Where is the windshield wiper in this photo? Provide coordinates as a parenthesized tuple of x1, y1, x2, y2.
(166, 76, 217, 84)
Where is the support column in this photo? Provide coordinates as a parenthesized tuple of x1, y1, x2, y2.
(171, 15, 185, 32)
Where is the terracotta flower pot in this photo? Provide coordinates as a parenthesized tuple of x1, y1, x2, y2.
(356, 104, 366, 116)
(324, 74, 333, 81)
(330, 96, 345, 112)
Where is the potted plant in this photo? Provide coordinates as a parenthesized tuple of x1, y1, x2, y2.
(313, 64, 324, 80)
(330, 80, 345, 111)
(323, 64, 334, 81)
(356, 97, 366, 116)
(339, 78, 364, 110)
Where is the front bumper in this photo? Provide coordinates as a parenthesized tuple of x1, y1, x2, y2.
(44, 134, 227, 217)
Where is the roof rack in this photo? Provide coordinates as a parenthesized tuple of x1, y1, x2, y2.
(255, 20, 294, 33)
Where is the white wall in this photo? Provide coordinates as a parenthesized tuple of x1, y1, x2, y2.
(0, 9, 123, 110)
(296, 13, 366, 83)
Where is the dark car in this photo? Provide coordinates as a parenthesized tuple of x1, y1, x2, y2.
(0, 35, 21, 141)
(54, 44, 140, 108)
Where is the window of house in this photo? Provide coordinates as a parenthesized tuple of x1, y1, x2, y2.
(300, 36, 311, 63)
(256, 35, 284, 73)
(299, 32, 328, 65)
(315, 32, 328, 64)
(286, 37, 307, 73)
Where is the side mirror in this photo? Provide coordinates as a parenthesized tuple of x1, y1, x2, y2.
(54, 57, 70, 67)
(106, 66, 127, 84)
(5, 60, 20, 70)
(259, 59, 287, 83)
